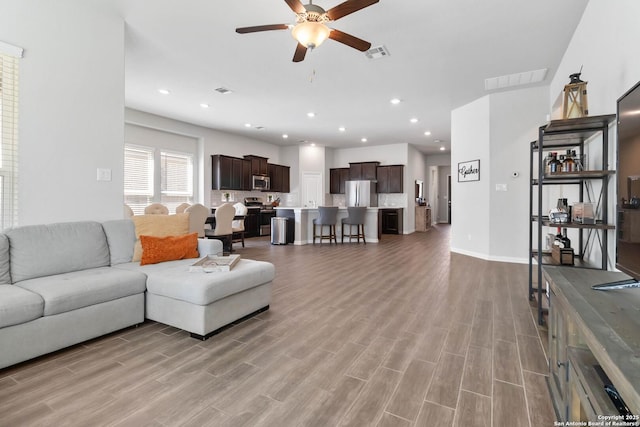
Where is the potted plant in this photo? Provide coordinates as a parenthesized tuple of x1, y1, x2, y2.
(224, 192, 230, 202)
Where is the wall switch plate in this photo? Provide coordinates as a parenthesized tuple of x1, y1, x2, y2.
(97, 168, 112, 181)
(496, 183, 507, 192)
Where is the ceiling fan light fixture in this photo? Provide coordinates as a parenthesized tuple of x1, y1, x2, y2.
(292, 21, 330, 49)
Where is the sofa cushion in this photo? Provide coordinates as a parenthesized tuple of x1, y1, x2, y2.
(132, 213, 190, 262)
(0, 234, 11, 284)
(0, 285, 44, 328)
(6, 221, 111, 283)
(140, 233, 199, 265)
(102, 219, 136, 265)
(115, 258, 275, 306)
(15, 267, 147, 316)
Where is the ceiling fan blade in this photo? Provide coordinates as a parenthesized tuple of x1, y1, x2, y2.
(329, 29, 371, 51)
(327, 0, 379, 21)
(284, 0, 306, 14)
(292, 43, 308, 62)
(236, 24, 289, 34)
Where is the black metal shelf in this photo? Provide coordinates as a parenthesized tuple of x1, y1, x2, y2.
(530, 216, 615, 230)
(528, 114, 616, 326)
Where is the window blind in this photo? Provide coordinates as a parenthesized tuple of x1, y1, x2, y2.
(124, 144, 154, 215)
(0, 50, 19, 229)
(160, 150, 193, 212)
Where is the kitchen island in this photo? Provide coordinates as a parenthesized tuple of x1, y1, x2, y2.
(274, 207, 379, 245)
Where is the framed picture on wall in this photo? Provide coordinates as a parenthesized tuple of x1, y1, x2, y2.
(458, 159, 480, 182)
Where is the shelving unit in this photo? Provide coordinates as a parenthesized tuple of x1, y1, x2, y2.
(528, 114, 616, 325)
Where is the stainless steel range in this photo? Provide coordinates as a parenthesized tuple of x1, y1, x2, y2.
(244, 197, 276, 236)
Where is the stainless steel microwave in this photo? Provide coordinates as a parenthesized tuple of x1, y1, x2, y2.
(252, 175, 270, 191)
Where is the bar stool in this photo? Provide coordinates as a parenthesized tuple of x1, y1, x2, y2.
(341, 206, 367, 243)
(313, 206, 338, 244)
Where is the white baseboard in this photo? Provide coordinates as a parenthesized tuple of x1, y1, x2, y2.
(450, 247, 529, 264)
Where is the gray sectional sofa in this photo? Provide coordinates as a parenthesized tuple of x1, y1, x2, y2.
(0, 219, 274, 369)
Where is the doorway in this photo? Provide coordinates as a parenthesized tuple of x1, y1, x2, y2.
(301, 172, 322, 207)
(437, 166, 451, 223)
(447, 174, 451, 224)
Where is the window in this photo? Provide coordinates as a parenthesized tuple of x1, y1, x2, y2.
(124, 145, 154, 214)
(124, 144, 194, 215)
(0, 43, 21, 229)
(160, 150, 193, 211)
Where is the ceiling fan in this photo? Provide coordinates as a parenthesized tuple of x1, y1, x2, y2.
(236, 0, 379, 62)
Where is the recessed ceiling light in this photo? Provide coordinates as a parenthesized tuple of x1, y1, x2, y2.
(307, 112, 315, 118)
(390, 98, 401, 105)
(424, 131, 431, 136)
(361, 138, 368, 143)
(158, 89, 170, 95)
(200, 103, 210, 108)
(339, 126, 346, 132)
(310, 143, 316, 147)
(244, 123, 252, 128)
(410, 118, 419, 124)
(282, 134, 289, 139)
(440, 146, 446, 151)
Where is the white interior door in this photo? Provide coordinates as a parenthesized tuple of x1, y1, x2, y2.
(301, 172, 322, 207)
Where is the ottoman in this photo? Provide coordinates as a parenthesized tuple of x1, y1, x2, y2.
(117, 258, 275, 339)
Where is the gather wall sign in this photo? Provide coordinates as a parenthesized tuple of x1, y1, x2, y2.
(458, 159, 480, 182)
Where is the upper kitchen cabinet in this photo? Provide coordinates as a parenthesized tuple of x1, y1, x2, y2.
(330, 168, 350, 194)
(268, 163, 290, 193)
(377, 165, 404, 193)
(244, 155, 269, 176)
(212, 155, 244, 190)
(349, 161, 379, 180)
(212, 155, 252, 190)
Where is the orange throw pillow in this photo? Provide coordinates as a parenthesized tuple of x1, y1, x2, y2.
(139, 233, 199, 266)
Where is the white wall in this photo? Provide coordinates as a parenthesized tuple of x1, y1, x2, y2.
(1, 0, 125, 225)
(550, 0, 640, 269)
(488, 86, 548, 262)
(451, 96, 491, 257)
(451, 0, 640, 263)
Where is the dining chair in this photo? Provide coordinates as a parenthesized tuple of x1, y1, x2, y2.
(144, 203, 169, 215)
(185, 203, 209, 238)
(205, 202, 235, 252)
(175, 202, 191, 214)
(312, 206, 338, 244)
(232, 202, 248, 248)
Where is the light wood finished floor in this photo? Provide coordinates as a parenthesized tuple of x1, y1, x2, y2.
(0, 225, 555, 426)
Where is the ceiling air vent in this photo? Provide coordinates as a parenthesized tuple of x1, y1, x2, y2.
(214, 87, 233, 95)
(365, 45, 390, 60)
(484, 68, 548, 91)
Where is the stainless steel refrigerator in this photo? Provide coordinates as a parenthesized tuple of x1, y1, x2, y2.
(345, 180, 378, 207)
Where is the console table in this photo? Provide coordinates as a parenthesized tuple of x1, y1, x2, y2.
(544, 266, 640, 422)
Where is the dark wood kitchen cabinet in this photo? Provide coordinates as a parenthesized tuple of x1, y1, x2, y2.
(241, 158, 252, 190)
(377, 165, 404, 193)
(349, 161, 379, 180)
(268, 163, 290, 193)
(244, 155, 269, 176)
(212, 155, 251, 190)
(244, 208, 260, 237)
(212, 155, 242, 190)
(380, 208, 403, 234)
(330, 168, 350, 194)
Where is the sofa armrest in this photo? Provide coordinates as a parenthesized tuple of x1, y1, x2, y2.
(197, 238, 223, 256)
